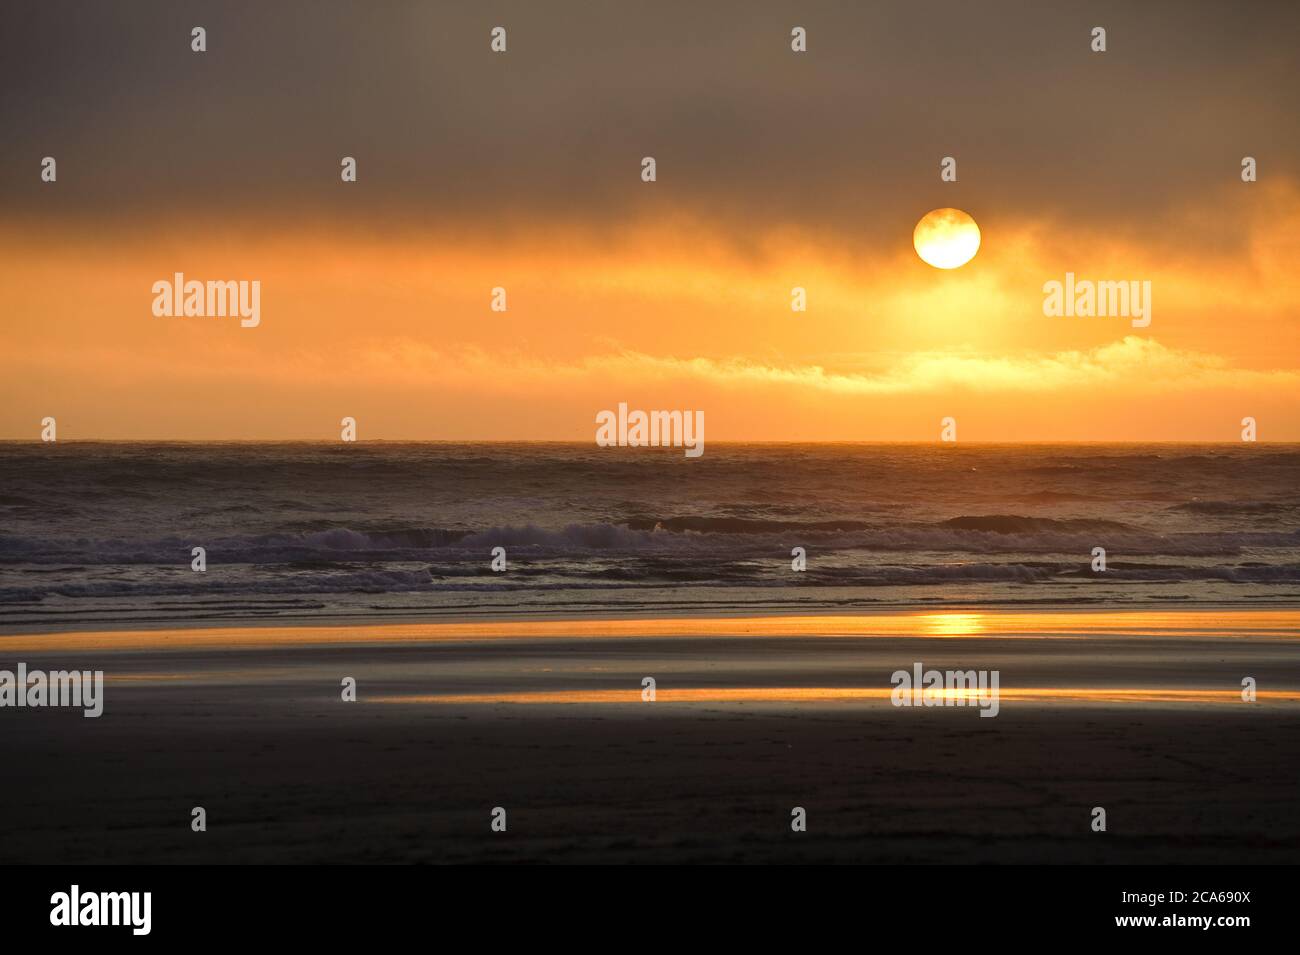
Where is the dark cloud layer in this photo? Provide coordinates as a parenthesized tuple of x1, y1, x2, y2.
(2, 0, 1297, 243)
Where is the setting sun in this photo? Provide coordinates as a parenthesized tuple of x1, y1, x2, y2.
(914, 207, 981, 269)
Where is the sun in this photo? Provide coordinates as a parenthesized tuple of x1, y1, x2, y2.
(913, 208, 981, 269)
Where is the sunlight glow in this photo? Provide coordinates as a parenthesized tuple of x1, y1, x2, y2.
(914, 208, 981, 269)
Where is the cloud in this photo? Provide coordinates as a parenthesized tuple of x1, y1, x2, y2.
(4, 0, 1299, 241)
(353, 335, 1299, 397)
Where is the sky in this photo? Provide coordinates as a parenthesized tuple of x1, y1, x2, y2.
(1, 0, 1298, 440)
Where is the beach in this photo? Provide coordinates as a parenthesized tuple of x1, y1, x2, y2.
(3, 442, 1297, 863)
(2, 608, 1297, 864)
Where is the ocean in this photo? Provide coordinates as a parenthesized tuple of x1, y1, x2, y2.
(1, 442, 1297, 630)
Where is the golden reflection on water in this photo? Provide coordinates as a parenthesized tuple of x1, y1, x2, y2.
(369, 687, 1300, 706)
(920, 613, 986, 637)
(9, 608, 1300, 652)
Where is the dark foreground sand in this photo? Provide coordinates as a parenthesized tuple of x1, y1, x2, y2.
(2, 610, 1298, 864)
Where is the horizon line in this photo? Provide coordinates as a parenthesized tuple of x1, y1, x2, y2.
(2, 438, 1296, 447)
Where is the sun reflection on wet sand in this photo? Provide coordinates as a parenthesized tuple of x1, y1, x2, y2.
(7, 608, 1299, 652)
(17, 610, 1300, 713)
(368, 687, 1300, 706)
(920, 613, 987, 637)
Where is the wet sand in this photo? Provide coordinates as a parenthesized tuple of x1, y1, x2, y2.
(2, 609, 1298, 863)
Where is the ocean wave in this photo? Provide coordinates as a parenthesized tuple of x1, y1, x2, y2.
(2, 514, 1299, 565)
(622, 516, 874, 534)
(5, 559, 1299, 605)
(936, 515, 1141, 534)
(1168, 501, 1289, 515)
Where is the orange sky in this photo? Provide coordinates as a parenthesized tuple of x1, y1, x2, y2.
(2, 179, 1298, 441)
(2, 1, 1298, 441)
